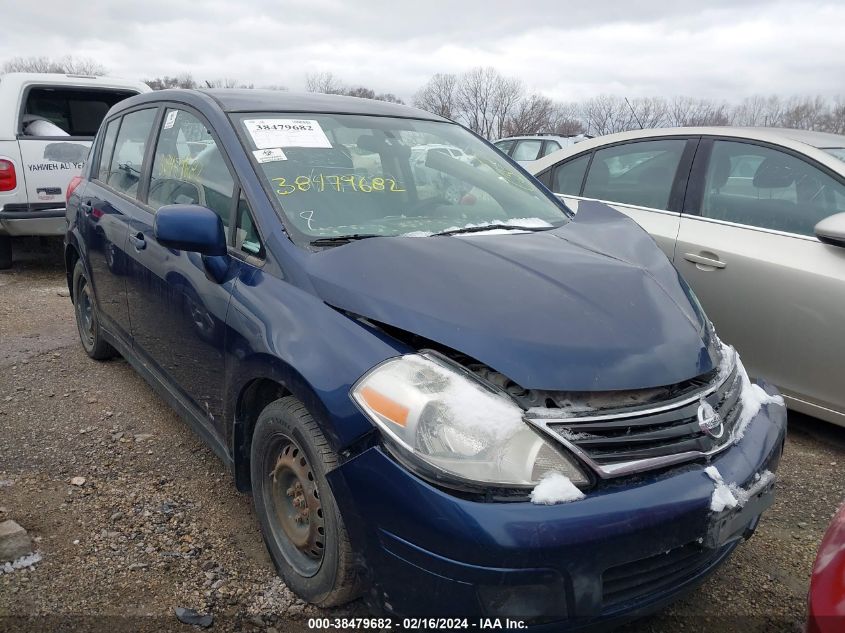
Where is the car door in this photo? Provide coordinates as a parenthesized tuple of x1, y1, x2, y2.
(124, 105, 239, 425)
(81, 108, 159, 342)
(675, 137, 845, 423)
(543, 138, 698, 260)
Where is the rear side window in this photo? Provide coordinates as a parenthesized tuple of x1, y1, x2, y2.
(540, 140, 562, 158)
(96, 118, 121, 182)
(106, 108, 157, 198)
(512, 139, 543, 162)
(147, 108, 235, 228)
(583, 139, 686, 211)
(551, 153, 590, 196)
(20, 87, 137, 137)
(701, 140, 845, 236)
(494, 140, 515, 155)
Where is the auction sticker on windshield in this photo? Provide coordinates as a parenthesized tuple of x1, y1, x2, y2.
(244, 119, 332, 149)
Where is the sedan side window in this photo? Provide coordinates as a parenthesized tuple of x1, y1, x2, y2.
(148, 109, 235, 231)
(551, 153, 590, 196)
(583, 139, 686, 211)
(512, 139, 544, 162)
(701, 140, 845, 236)
(106, 108, 158, 198)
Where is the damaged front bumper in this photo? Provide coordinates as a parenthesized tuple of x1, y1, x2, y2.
(327, 380, 787, 630)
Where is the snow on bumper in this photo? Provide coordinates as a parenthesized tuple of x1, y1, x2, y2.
(327, 383, 786, 622)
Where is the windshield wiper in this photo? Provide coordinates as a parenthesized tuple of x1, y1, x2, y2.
(432, 224, 553, 237)
(309, 234, 381, 247)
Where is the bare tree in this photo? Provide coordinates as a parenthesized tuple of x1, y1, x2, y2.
(144, 74, 198, 90)
(667, 96, 730, 127)
(549, 102, 585, 136)
(453, 67, 526, 139)
(413, 73, 459, 119)
(2, 55, 106, 75)
(305, 71, 345, 94)
(503, 93, 556, 136)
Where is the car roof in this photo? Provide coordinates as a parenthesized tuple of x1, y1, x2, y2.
(530, 126, 845, 175)
(115, 88, 447, 122)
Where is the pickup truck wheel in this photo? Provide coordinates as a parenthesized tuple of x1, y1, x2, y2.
(251, 397, 361, 607)
(72, 260, 116, 360)
(0, 235, 11, 270)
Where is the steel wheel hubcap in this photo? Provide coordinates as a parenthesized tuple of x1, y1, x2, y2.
(268, 441, 325, 563)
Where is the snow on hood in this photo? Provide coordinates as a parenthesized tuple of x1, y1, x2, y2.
(302, 201, 718, 392)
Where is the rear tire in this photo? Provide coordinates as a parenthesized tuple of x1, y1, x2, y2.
(250, 396, 361, 607)
(0, 235, 11, 270)
(72, 260, 116, 360)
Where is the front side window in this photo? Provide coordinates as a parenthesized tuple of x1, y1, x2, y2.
(583, 139, 686, 211)
(551, 153, 590, 196)
(701, 140, 845, 236)
(148, 109, 235, 228)
(235, 113, 568, 243)
(235, 192, 263, 257)
(106, 108, 157, 198)
(512, 139, 543, 162)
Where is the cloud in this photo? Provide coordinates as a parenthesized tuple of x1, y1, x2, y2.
(1, 0, 842, 102)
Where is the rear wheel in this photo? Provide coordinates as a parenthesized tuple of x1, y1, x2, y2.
(250, 397, 361, 606)
(72, 260, 116, 360)
(0, 235, 11, 270)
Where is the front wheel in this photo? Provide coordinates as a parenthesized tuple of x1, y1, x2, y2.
(72, 260, 116, 360)
(250, 397, 361, 607)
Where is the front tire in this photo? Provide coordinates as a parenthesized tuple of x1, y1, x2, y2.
(250, 397, 361, 607)
(72, 260, 116, 360)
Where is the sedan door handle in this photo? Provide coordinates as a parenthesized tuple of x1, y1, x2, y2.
(683, 253, 726, 269)
(129, 232, 146, 251)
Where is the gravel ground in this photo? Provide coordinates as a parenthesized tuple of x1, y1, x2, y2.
(1, 237, 844, 633)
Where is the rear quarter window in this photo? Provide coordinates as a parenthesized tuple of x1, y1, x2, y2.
(20, 87, 138, 138)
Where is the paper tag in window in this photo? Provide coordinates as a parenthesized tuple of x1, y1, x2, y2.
(244, 119, 332, 149)
(163, 110, 178, 130)
(252, 148, 287, 163)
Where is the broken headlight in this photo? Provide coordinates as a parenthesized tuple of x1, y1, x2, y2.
(351, 353, 588, 489)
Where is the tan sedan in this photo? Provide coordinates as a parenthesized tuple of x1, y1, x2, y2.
(530, 127, 845, 426)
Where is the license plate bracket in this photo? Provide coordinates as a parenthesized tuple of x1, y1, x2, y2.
(704, 473, 776, 549)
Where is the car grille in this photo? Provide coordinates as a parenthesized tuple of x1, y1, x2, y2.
(526, 361, 744, 477)
(602, 542, 727, 609)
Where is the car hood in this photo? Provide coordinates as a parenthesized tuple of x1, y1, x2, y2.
(302, 201, 717, 391)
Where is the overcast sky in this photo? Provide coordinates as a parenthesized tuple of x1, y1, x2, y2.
(3, 0, 843, 102)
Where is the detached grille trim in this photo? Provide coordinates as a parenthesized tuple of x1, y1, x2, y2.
(525, 353, 743, 478)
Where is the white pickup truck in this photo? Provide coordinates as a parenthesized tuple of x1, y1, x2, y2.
(0, 73, 150, 268)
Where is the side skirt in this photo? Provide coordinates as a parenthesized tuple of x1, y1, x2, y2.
(101, 326, 234, 471)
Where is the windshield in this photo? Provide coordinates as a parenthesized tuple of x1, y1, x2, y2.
(822, 147, 845, 162)
(234, 113, 568, 244)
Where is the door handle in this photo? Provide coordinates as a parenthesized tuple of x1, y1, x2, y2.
(81, 200, 93, 215)
(683, 253, 726, 269)
(129, 232, 146, 251)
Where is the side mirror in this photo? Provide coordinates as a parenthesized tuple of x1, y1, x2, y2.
(154, 205, 227, 256)
(815, 212, 845, 248)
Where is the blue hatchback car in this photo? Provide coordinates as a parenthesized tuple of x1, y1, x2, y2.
(64, 89, 787, 629)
